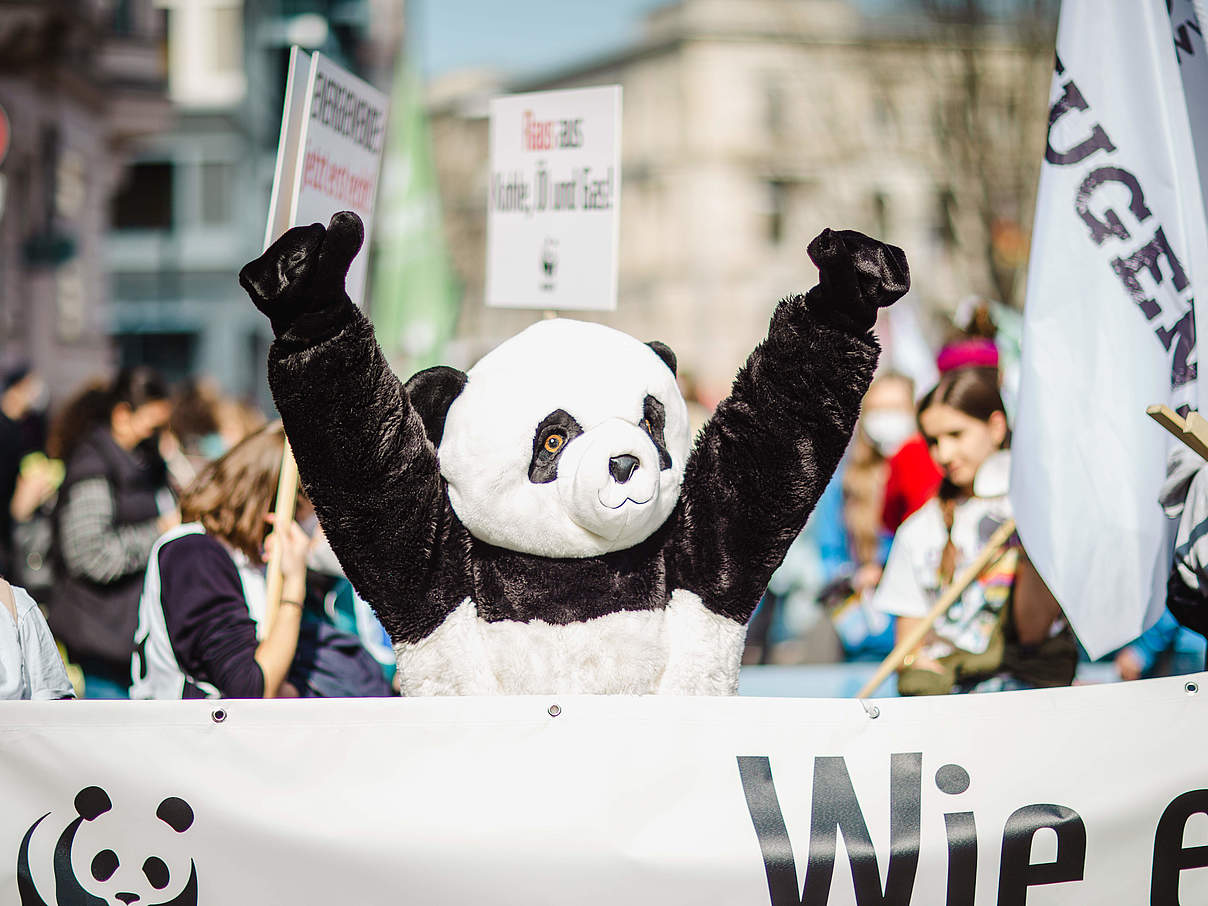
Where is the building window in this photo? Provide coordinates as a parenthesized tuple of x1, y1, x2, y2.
(765, 80, 784, 138)
(111, 0, 133, 34)
(211, 4, 243, 76)
(112, 162, 174, 230)
(116, 332, 197, 385)
(764, 180, 791, 245)
(199, 161, 234, 225)
(872, 190, 889, 238)
(934, 187, 957, 247)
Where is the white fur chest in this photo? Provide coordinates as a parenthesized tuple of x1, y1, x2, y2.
(393, 589, 746, 696)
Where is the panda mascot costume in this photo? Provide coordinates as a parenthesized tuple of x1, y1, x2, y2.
(238, 212, 908, 695)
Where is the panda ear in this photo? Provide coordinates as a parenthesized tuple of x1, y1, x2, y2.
(75, 786, 112, 821)
(646, 341, 677, 377)
(404, 365, 468, 447)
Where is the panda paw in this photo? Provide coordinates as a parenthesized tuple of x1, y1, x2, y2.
(805, 228, 910, 334)
(239, 211, 364, 335)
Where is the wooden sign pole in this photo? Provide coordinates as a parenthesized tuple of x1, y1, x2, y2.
(263, 440, 301, 633)
(1147, 404, 1208, 461)
(856, 518, 1017, 700)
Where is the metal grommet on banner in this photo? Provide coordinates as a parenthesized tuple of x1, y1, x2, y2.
(860, 700, 880, 720)
(547, 704, 561, 717)
(211, 708, 228, 724)
(1186, 681, 1200, 696)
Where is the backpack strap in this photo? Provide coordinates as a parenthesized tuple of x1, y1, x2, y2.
(0, 577, 17, 625)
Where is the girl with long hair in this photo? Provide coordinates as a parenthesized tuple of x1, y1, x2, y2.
(131, 422, 312, 699)
(872, 367, 1076, 694)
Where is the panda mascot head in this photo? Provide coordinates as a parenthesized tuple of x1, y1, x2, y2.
(437, 319, 691, 558)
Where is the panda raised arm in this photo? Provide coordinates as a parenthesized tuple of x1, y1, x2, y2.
(238, 212, 467, 646)
(664, 228, 909, 625)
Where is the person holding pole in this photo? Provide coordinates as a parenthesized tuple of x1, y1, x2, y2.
(131, 423, 313, 699)
(870, 367, 1076, 695)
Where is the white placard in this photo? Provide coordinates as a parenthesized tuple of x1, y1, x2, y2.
(486, 86, 621, 311)
(265, 48, 389, 307)
(2, 676, 1207, 904)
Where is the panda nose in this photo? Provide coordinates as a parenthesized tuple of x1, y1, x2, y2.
(608, 454, 640, 483)
(116, 894, 140, 905)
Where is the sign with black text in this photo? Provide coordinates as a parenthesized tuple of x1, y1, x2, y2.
(486, 85, 621, 311)
(1, 677, 1206, 904)
(265, 47, 388, 307)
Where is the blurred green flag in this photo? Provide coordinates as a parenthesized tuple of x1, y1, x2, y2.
(369, 59, 460, 373)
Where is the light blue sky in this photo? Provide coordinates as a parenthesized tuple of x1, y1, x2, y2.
(413, 0, 920, 80)
(414, 0, 669, 78)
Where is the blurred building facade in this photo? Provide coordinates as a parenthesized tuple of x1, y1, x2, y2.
(426, 0, 1054, 399)
(105, 0, 402, 408)
(0, 0, 171, 400)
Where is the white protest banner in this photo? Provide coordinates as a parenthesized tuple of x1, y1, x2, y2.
(2, 677, 1207, 905)
(266, 47, 388, 306)
(1010, 1, 1208, 658)
(486, 85, 621, 311)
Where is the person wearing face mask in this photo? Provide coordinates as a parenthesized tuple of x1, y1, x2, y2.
(871, 367, 1076, 695)
(873, 375, 943, 535)
(48, 368, 179, 698)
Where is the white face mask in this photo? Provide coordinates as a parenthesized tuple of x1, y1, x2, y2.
(862, 409, 916, 457)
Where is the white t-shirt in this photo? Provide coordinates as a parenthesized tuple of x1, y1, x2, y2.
(0, 583, 75, 700)
(872, 491, 1015, 659)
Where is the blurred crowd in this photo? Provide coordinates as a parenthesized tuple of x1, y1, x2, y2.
(2, 301, 1206, 700)
(0, 364, 394, 700)
(741, 301, 1207, 694)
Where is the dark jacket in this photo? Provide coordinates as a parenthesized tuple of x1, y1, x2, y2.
(49, 427, 166, 663)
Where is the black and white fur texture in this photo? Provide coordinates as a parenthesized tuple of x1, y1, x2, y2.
(239, 212, 909, 695)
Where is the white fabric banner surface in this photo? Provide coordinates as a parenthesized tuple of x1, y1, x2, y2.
(1011, 0, 1208, 658)
(1, 677, 1206, 905)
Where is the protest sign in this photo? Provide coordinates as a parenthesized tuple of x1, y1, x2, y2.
(486, 85, 621, 311)
(1011, 1, 1208, 657)
(265, 47, 388, 306)
(1, 677, 1206, 905)
(259, 48, 388, 626)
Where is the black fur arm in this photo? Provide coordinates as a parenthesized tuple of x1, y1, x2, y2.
(240, 213, 457, 644)
(665, 230, 907, 622)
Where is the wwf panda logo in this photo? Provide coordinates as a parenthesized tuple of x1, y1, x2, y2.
(17, 785, 198, 906)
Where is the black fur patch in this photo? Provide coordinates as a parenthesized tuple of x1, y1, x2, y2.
(528, 409, 583, 483)
(642, 395, 673, 469)
(404, 366, 467, 447)
(473, 526, 670, 624)
(646, 341, 677, 376)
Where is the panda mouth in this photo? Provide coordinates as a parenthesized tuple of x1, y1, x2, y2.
(598, 490, 654, 509)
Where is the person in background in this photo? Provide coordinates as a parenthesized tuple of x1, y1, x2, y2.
(49, 368, 177, 699)
(132, 423, 310, 699)
(1114, 608, 1207, 680)
(872, 367, 1077, 694)
(878, 377, 943, 534)
(1156, 443, 1208, 669)
(0, 364, 48, 576)
(0, 574, 74, 700)
(132, 422, 392, 699)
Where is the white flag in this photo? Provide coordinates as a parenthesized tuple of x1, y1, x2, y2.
(1011, 1, 1208, 658)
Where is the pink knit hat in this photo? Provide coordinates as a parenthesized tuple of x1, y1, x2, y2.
(936, 339, 998, 373)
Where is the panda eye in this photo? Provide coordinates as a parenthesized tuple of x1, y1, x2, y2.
(641, 418, 653, 434)
(543, 432, 565, 454)
(143, 856, 170, 890)
(91, 849, 119, 882)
